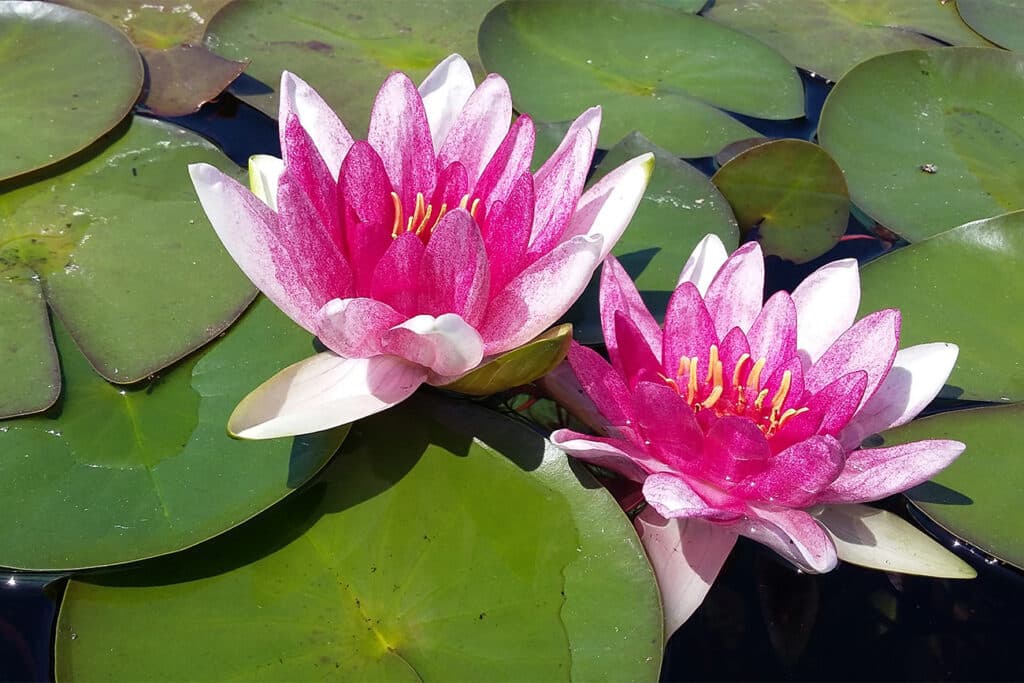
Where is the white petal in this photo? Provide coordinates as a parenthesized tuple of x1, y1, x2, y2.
(418, 53, 476, 152)
(791, 258, 860, 364)
(816, 504, 976, 579)
(382, 313, 484, 377)
(228, 353, 427, 439)
(248, 154, 284, 211)
(676, 234, 729, 295)
(840, 343, 959, 449)
(279, 71, 355, 180)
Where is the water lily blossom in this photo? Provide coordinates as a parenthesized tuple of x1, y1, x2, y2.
(189, 54, 653, 438)
(550, 234, 971, 639)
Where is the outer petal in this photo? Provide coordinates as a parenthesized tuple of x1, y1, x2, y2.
(791, 258, 860, 364)
(676, 233, 729, 294)
(643, 474, 738, 520)
(737, 435, 845, 507)
(279, 71, 354, 179)
(551, 430, 662, 481)
(437, 73, 513, 187)
(189, 163, 319, 332)
(381, 313, 484, 377)
(703, 241, 765, 338)
(316, 297, 404, 358)
(738, 506, 838, 573)
(228, 353, 427, 439)
(248, 154, 284, 210)
(840, 343, 959, 449)
(600, 254, 662, 362)
(474, 114, 536, 211)
(816, 439, 966, 504)
(478, 234, 603, 355)
(418, 54, 476, 152)
(367, 72, 437, 210)
(634, 508, 737, 642)
(527, 123, 594, 258)
(418, 209, 490, 326)
(565, 342, 634, 431)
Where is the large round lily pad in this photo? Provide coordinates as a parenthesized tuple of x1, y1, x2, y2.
(0, 1, 143, 181)
(957, 0, 1024, 53)
(478, 0, 804, 157)
(818, 47, 1024, 241)
(858, 211, 1024, 403)
(205, 0, 499, 132)
(54, 395, 662, 680)
(706, 0, 990, 82)
(0, 296, 348, 570)
(0, 115, 256, 400)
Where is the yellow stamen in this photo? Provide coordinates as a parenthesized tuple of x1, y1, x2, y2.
(701, 385, 723, 410)
(746, 358, 766, 394)
(732, 354, 751, 390)
(390, 192, 403, 238)
(770, 370, 793, 415)
(753, 388, 770, 412)
(469, 197, 481, 218)
(660, 374, 680, 395)
(459, 195, 470, 210)
(774, 407, 808, 431)
(705, 345, 719, 385)
(686, 357, 698, 405)
(712, 358, 723, 392)
(413, 204, 434, 237)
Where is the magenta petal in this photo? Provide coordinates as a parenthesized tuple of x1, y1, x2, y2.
(662, 282, 718, 377)
(703, 242, 765, 338)
(633, 381, 703, 469)
(738, 435, 845, 507)
(418, 209, 490, 326)
(613, 313, 662, 389)
(337, 142, 395, 295)
(717, 327, 751, 394)
(370, 232, 425, 317)
(316, 297, 404, 358)
(483, 171, 534, 295)
(760, 355, 804, 414)
(279, 71, 354, 179)
(566, 341, 634, 430)
(437, 73, 512, 188)
(746, 291, 797, 379)
(600, 255, 662, 363)
(367, 72, 437, 211)
(474, 114, 535, 210)
(817, 439, 966, 504)
(643, 473, 738, 520)
(429, 161, 470, 214)
(701, 416, 772, 485)
(738, 507, 838, 573)
(770, 371, 867, 453)
(551, 429, 664, 481)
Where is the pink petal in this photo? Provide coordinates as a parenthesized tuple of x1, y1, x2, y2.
(429, 162, 470, 216)
(701, 415, 772, 485)
(643, 473, 739, 520)
(758, 355, 804, 415)
(633, 381, 703, 469)
(316, 297, 404, 358)
(550, 430, 662, 481)
(770, 371, 867, 453)
(717, 327, 751, 394)
(418, 209, 490, 326)
(418, 54, 476, 152)
(337, 141, 396, 295)
(612, 313, 663, 389)
(817, 439, 966, 504)
(370, 232, 425, 317)
(367, 72, 437, 212)
(600, 255, 662, 363)
(478, 234, 603, 355)
(791, 258, 860, 364)
(474, 114, 536, 211)
(677, 234, 729, 294)
(279, 71, 354, 180)
(703, 241, 765, 338)
(745, 291, 797, 379)
(737, 435, 845, 507)
(565, 341, 634, 430)
(482, 171, 534, 295)
(527, 125, 594, 260)
(281, 115, 339, 240)
(228, 353, 426, 439)
(634, 508, 737, 642)
(381, 313, 484, 376)
(662, 282, 718, 377)
(189, 163, 319, 332)
(738, 506, 838, 573)
(437, 73, 512, 188)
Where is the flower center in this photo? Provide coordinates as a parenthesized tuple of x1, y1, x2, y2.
(390, 191, 481, 239)
(662, 345, 808, 437)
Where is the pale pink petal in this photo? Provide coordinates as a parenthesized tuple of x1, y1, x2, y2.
(634, 508, 737, 642)
(279, 71, 354, 179)
(676, 233, 729, 295)
(840, 343, 959, 449)
(228, 353, 426, 439)
(703, 241, 765, 338)
(316, 297, 404, 358)
(478, 234, 603, 355)
(738, 506, 838, 573)
(437, 73, 512, 187)
(662, 282, 718, 377)
(600, 255, 662, 362)
(248, 154, 283, 210)
(817, 439, 965, 504)
(550, 430, 662, 481)
(381, 313, 484, 377)
(643, 474, 738, 520)
(527, 126, 594, 259)
(474, 114, 535, 211)
(565, 342, 633, 431)
(791, 258, 860, 365)
(419, 209, 489, 326)
(418, 54, 476, 152)
(737, 435, 845, 507)
(482, 172, 533, 295)
(745, 291, 797, 379)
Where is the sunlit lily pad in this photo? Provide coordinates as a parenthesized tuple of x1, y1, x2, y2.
(0, 1, 143, 181)
(883, 404, 1024, 570)
(205, 0, 499, 132)
(706, 0, 990, 82)
(478, 0, 803, 156)
(0, 296, 347, 571)
(0, 277, 59, 418)
(54, 395, 662, 680)
(0, 116, 256, 394)
(567, 133, 739, 343)
(858, 211, 1024, 403)
(711, 139, 849, 263)
(818, 47, 1024, 241)
(957, 0, 1024, 53)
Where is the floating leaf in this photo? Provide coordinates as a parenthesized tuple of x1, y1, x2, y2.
(442, 324, 572, 396)
(0, 296, 347, 571)
(706, 0, 990, 82)
(957, 0, 1024, 53)
(0, 1, 143, 181)
(858, 211, 1024, 403)
(478, 0, 803, 156)
(54, 396, 662, 679)
(819, 47, 1024, 241)
(711, 139, 849, 263)
(205, 0, 499, 130)
(0, 277, 59, 418)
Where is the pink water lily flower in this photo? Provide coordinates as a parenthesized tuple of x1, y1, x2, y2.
(551, 234, 968, 637)
(189, 54, 653, 439)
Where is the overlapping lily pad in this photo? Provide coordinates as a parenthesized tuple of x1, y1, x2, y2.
(478, 0, 804, 157)
(706, 0, 990, 82)
(0, 277, 59, 417)
(858, 211, 1024, 403)
(0, 116, 256, 405)
(0, 296, 348, 571)
(957, 0, 1024, 53)
(0, 1, 143, 181)
(205, 0, 499, 133)
(819, 47, 1024, 241)
(54, 395, 662, 680)
(711, 139, 849, 263)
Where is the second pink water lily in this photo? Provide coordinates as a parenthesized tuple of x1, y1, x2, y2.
(189, 55, 653, 438)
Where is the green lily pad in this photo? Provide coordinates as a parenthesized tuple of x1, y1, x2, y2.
(858, 211, 1024, 403)
(205, 0, 499, 131)
(478, 0, 803, 157)
(706, 0, 990, 83)
(711, 139, 849, 263)
(567, 133, 739, 343)
(0, 276, 59, 418)
(54, 395, 662, 680)
(0, 296, 348, 570)
(957, 0, 1024, 53)
(882, 404, 1024, 570)
(443, 324, 572, 396)
(0, 115, 256, 394)
(0, 1, 143, 181)
(818, 47, 1024, 242)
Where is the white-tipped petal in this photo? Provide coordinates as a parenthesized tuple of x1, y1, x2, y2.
(418, 53, 476, 152)
(248, 154, 284, 210)
(792, 258, 860, 364)
(676, 234, 729, 295)
(382, 313, 484, 377)
(279, 71, 355, 179)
